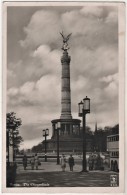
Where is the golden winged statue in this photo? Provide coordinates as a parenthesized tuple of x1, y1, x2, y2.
(60, 31, 72, 51)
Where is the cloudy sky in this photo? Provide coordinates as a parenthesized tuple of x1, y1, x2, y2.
(7, 4, 118, 149)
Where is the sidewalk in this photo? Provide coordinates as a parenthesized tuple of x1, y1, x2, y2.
(17, 161, 82, 173)
(14, 162, 119, 187)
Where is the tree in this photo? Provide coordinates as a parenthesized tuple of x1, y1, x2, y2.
(112, 124, 119, 134)
(80, 126, 94, 136)
(6, 112, 23, 150)
(86, 126, 94, 135)
(93, 124, 119, 152)
(31, 143, 43, 153)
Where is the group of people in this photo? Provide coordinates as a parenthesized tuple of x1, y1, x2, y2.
(60, 154, 75, 172)
(23, 153, 40, 170)
(23, 153, 103, 171)
(22, 153, 75, 172)
(88, 153, 103, 170)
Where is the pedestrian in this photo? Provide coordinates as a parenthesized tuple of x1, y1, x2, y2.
(23, 154, 27, 170)
(97, 154, 102, 170)
(88, 154, 93, 171)
(35, 153, 39, 170)
(68, 154, 75, 171)
(30, 155, 35, 170)
(93, 154, 98, 170)
(60, 154, 66, 172)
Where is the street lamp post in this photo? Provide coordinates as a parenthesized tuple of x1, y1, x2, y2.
(6, 129, 9, 166)
(13, 130, 17, 162)
(56, 122, 60, 165)
(78, 96, 90, 172)
(9, 128, 14, 165)
(43, 129, 49, 162)
(7, 126, 15, 169)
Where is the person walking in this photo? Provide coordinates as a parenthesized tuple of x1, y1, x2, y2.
(60, 154, 66, 172)
(30, 155, 35, 170)
(68, 154, 75, 171)
(93, 154, 98, 170)
(35, 153, 39, 170)
(23, 154, 27, 170)
(88, 154, 94, 171)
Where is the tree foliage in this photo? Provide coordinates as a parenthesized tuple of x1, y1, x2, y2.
(6, 112, 23, 150)
(31, 143, 43, 153)
(94, 124, 119, 152)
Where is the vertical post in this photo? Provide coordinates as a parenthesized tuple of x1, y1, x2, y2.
(9, 129, 14, 164)
(44, 133, 47, 162)
(52, 123, 55, 137)
(13, 132, 15, 162)
(43, 129, 49, 162)
(57, 128, 60, 164)
(82, 110, 87, 172)
(7, 129, 9, 166)
(78, 97, 90, 172)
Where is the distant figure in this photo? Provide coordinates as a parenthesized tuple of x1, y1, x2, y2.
(68, 154, 75, 171)
(97, 154, 103, 170)
(35, 153, 39, 170)
(88, 154, 94, 171)
(30, 155, 35, 170)
(60, 154, 66, 172)
(23, 154, 27, 170)
(93, 154, 98, 170)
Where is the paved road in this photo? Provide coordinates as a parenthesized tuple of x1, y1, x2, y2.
(14, 162, 119, 187)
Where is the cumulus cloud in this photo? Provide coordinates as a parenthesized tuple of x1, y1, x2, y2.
(7, 69, 16, 78)
(7, 74, 61, 108)
(20, 6, 118, 50)
(104, 80, 118, 98)
(99, 73, 118, 98)
(20, 10, 60, 48)
(7, 61, 23, 88)
(100, 73, 118, 83)
(105, 11, 118, 24)
(80, 6, 104, 17)
(71, 45, 118, 81)
(32, 44, 61, 75)
(8, 87, 18, 96)
(20, 82, 35, 95)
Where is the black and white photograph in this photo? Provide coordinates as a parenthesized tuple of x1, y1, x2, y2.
(2, 1, 125, 193)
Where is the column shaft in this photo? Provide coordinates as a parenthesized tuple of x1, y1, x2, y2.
(60, 51, 72, 119)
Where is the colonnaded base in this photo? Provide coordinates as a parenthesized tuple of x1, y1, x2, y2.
(42, 118, 92, 154)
